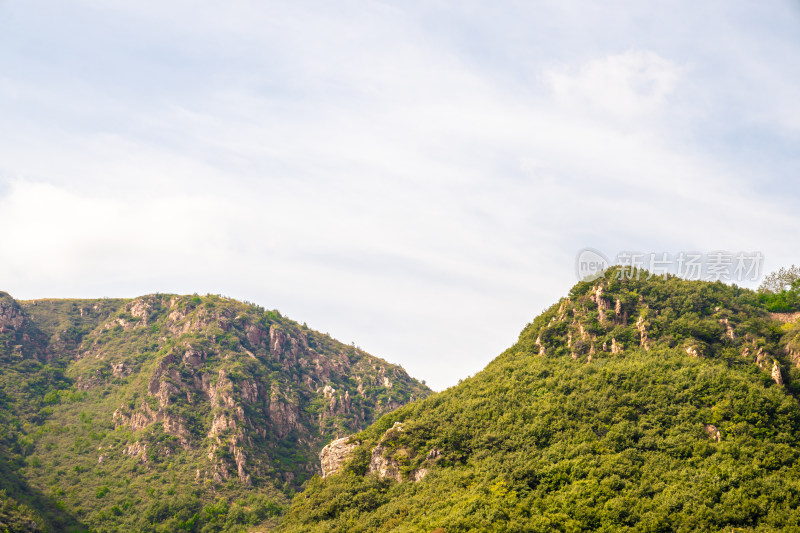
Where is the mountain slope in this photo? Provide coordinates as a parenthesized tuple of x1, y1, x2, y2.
(0, 292, 87, 532)
(0, 292, 430, 532)
(281, 272, 800, 532)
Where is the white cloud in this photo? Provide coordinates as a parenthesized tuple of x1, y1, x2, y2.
(0, 180, 239, 282)
(545, 50, 683, 122)
(1, 1, 799, 389)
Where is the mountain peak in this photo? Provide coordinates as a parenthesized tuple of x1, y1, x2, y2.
(0, 291, 430, 531)
(281, 274, 800, 532)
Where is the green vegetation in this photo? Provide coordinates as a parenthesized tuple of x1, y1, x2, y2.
(281, 271, 800, 532)
(6, 269, 800, 532)
(0, 292, 88, 531)
(758, 265, 800, 312)
(758, 279, 800, 313)
(0, 291, 429, 532)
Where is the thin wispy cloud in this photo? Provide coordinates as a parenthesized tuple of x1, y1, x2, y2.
(1, 1, 798, 389)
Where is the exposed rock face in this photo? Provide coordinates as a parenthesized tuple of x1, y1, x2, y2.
(704, 424, 721, 442)
(111, 362, 131, 377)
(636, 314, 650, 350)
(590, 285, 609, 323)
(369, 443, 403, 482)
(113, 398, 191, 448)
(611, 337, 622, 354)
(320, 437, 360, 478)
(527, 280, 799, 387)
(770, 312, 800, 323)
(124, 441, 148, 462)
(412, 468, 429, 482)
(128, 298, 154, 324)
(0, 291, 431, 531)
(11, 292, 430, 493)
(325, 423, 441, 483)
(753, 346, 770, 371)
(772, 361, 784, 385)
(366, 422, 407, 482)
(93, 294, 428, 485)
(0, 293, 48, 360)
(719, 318, 735, 340)
(790, 350, 800, 369)
(0, 297, 26, 332)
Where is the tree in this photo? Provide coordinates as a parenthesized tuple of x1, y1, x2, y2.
(758, 265, 800, 294)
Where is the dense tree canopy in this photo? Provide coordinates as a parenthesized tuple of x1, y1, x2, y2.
(281, 272, 800, 532)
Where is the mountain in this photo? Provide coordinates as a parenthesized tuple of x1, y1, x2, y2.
(281, 272, 800, 532)
(0, 291, 430, 532)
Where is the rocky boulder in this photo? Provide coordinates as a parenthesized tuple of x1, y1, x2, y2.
(320, 437, 360, 478)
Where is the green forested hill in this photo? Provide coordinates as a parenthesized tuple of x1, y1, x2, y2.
(0, 292, 429, 532)
(282, 272, 800, 532)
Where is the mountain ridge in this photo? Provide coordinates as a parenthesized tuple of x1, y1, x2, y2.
(281, 272, 800, 532)
(0, 291, 430, 532)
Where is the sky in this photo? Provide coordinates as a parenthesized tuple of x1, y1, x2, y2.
(1, 1, 799, 390)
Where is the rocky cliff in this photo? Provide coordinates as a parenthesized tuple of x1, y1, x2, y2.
(0, 292, 49, 361)
(0, 291, 430, 531)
